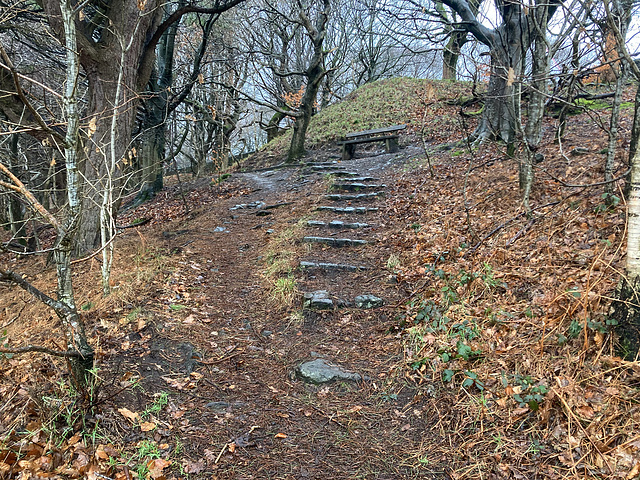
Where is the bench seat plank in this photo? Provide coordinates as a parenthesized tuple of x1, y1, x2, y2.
(345, 124, 406, 139)
(336, 134, 398, 146)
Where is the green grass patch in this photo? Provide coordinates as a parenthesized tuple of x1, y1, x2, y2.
(261, 77, 475, 158)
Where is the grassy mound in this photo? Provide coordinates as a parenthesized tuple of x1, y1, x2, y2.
(253, 77, 475, 162)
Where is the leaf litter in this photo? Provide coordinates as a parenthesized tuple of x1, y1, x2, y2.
(0, 82, 639, 479)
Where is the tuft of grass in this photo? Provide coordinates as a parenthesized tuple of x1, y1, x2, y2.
(386, 254, 401, 272)
(270, 275, 299, 307)
(262, 219, 308, 308)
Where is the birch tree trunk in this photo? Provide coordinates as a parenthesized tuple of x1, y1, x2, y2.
(521, 1, 550, 210)
(610, 117, 640, 357)
(58, 0, 94, 385)
(604, 64, 626, 200)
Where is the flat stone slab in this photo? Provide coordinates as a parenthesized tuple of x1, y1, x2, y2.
(355, 294, 384, 308)
(303, 290, 333, 310)
(310, 165, 346, 171)
(316, 206, 379, 214)
(307, 220, 370, 229)
(343, 176, 377, 182)
(230, 201, 266, 210)
(331, 171, 361, 177)
(306, 161, 341, 166)
(300, 261, 368, 271)
(325, 192, 384, 201)
(302, 236, 368, 247)
(296, 359, 362, 384)
(330, 183, 386, 192)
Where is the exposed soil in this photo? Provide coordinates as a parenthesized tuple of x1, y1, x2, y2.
(105, 145, 436, 479)
(1, 141, 439, 479)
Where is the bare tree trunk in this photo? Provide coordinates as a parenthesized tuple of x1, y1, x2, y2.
(521, 1, 549, 210)
(266, 110, 287, 142)
(604, 63, 626, 199)
(288, 96, 314, 162)
(610, 98, 640, 357)
(628, 80, 640, 159)
(442, 33, 464, 81)
(58, 0, 94, 385)
(286, 0, 330, 163)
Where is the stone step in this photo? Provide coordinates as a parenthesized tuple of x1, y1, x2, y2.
(310, 165, 346, 171)
(306, 161, 341, 166)
(307, 220, 370, 229)
(303, 290, 333, 310)
(302, 290, 384, 311)
(343, 176, 377, 182)
(331, 171, 361, 177)
(316, 206, 379, 214)
(302, 236, 368, 247)
(354, 294, 384, 309)
(330, 183, 386, 192)
(325, 192, 384, 201)
(300, 261, 368, 272)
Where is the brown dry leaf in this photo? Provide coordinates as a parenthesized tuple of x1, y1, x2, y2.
(576, 405, 595, 419)
(171, 409, 186, 419)
(72, 451, 91, 472)
(512, 407, 529, 417)
(66, 433, 82, 446)
(274, 432, 287, 439)
(94, 445, 110, 461)
(117, 407, 140, 423)
(87, 117, 97, 137)
(147, 458, 171, 479)
(507, 68, 516, 86)
(140, 421, 157, 432)
(184, 459, 205, 474)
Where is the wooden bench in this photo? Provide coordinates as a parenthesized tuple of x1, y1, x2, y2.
(337, 124, 406, 160)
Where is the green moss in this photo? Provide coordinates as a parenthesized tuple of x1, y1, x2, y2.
(574, 97, 611, 110)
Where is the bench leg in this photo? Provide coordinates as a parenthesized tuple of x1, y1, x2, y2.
(343, 143, 355, 160)
(386, 137, 399, 153)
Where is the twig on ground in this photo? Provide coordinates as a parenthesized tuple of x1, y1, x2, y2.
(0, 344, 82, 357)
(1, 304, 24, 329)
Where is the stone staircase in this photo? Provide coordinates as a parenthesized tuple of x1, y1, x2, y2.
(297, 160, 386, 312)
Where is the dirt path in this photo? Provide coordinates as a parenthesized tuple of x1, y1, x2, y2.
(99, 146, 440, 479)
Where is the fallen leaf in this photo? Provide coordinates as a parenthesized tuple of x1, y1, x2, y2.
(147, 458, 171, 479)
(274, 432, 287, 439)
(118, 408, 140, 423)
(140, 421, 157, 432)
(576, 405, 594, 419)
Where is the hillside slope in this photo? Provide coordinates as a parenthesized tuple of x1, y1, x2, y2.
(248, 77, 476, 164)
(0, 78, 638, 479)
